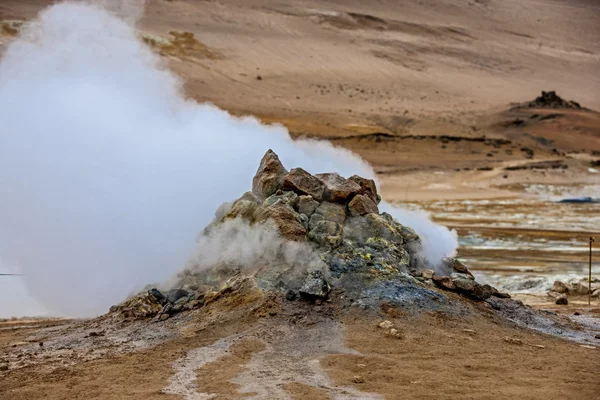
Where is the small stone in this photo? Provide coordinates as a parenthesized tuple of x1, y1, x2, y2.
(421, 269, 434, 279)
(552, 280, 572, 294)
(285, 289, 297, 301)
(432, 275, 456, 291)
(353, 375, 365, 384)
(299, 270, 331, 299)
(348, 194, 379, 216)
(504, 337, 523, 345)
(0, 364, 8, 371)
(534, 345, 545, 349)
(595, 334, 600, 339)
(283, 168, 326, 201)
(389, 328, 402, 338)
(296, 195, 319, 217)
(378, 320, 394, 329)
(316, 172, 362, 203)
(462, 329, 476, 334)
(555, 294, 568, 305)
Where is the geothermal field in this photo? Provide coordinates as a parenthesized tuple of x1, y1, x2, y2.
(0, 0, 599, 399)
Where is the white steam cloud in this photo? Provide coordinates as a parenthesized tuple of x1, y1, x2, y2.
(0, 2, 457, 317)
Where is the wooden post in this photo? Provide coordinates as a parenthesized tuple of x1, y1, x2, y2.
(590, 237, 595, 306)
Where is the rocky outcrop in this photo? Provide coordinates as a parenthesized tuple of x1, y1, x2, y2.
(348, 194, 379, 216)
(252, 149, 288, 199)
(348, 175, 380, 204)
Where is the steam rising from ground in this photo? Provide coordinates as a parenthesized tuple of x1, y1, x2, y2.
(0, 2, 457, 317)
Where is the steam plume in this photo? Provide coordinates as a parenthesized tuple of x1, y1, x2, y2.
(0, 2, 456, 317)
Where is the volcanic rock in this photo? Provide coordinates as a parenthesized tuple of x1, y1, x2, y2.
(166, 288, 189, 304)
(452, 279, 494, 301)
(555, 294, 568, 305)
(348, 175, 380, 204)
(283, 168, 325, 201)
(519, 91, 584, 110)
(552, 280, 572, 294)
(222, 199, 259, 222)
(252, 149, 288, 199)
(296, 195, 319, 217)
(421, 269, 435, 279)
(316, 172, 361, 203)
(343, 214, 404, 246)
(255, 202, 307, 241)
(308, 220, 343, 248)
(442, 257, 474, 279)
(348, 194, 379, 216)
(432, 275, 456, 291)
(148, 288, 167, 305)
(299, 270, 331, 299)
(314, 201, 346, 224)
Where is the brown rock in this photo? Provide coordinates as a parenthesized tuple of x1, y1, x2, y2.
(555, 294, 568, 305)
(252, 150, 288, 199)
(283, 168, 325, 201)
(348, 175, 380, 204)
(296, 195, 319, 217)
(222, 200, 259, 222)
(592, 288, 600, 298)
(316, 172, 362, 203)
(432, 275, 456, 291)
(442, 257, 474, 279)
(421, 269, 435, 279)
(255, 202, 307, 241)
(552, 280, 572, 294)
(314, 201, 346, 224)
(348, 194, 379, 216)
(574, 282, 590, 295)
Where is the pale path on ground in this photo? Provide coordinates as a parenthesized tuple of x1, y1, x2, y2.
(162, 319, 382, 399)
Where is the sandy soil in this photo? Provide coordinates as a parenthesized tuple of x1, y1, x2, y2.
(1, 296, 599, 400)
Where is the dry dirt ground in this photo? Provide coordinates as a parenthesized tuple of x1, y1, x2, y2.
(0, 1, 600, 399)
(1, 290, 599, 400)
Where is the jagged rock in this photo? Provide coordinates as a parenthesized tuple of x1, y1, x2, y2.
(451, 272, 475, 281)
(520, 91, 584, 110)
(314, 202, 346, 224)
(421, 269, 435, 279)
(348, 175, 380, 204)
(252, 149, 288, 199)
(308, 220, 343, 248)
(348, 194, 379, 216)
(316, 172, 361, 203)
(399, 225, 420, 244)
(222, 199, 259, 222)
(111, 292, 164, 319)
(166, 288, 189, 304)
(255, 202, 307, 241)
(263, 191, 298, 208)
(452, 279, 494, 301)
(574, 282, 590, 295)
(299, 270, 331, 299)
(296, 195, 319, 217)
(555, 294, 568, 305)
(239, 191, 259, 203)
(432, 275, 456, 291)
(343, 214, 404, 246)
(148, 288, 167, 305)
(442, 257, 474, 279)
(552, 281, 572, 294)
(283, 168, 325, 201)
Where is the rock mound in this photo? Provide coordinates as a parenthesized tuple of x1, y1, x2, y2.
(109, 150, 509, 320)
(514, 91, 589, 110)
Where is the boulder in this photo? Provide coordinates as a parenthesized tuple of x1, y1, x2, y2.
(296, 195, 319, 217)
(308, 220, 343, 248)
(222, 199, 259, 222)
(343, 214, 404, 246)
(314, 202, 346, 224)
(555, 294, 568, 305)
(442, 257, 474, 279)
(316, 173, 362, 203)
(263, 191, 298, 208)
(592, 289, 600, 298)
(348, 194, 379, 216)
(148, 288, 167, 305)
(452, 279, 494, 301)
(252, 150, 288, 199)
(421, 269, 435, 279)
(552, 281, 572, 294)
(255, 202, 307, 241)
(308, 213, 325, 230)
(432, 275, 456, 291)
(299, 270, 331, 299)
(348, 175, 380, 204)
(574, 282, 590, 295)
(283, 168, 325, 201)
(166, 288, 189, 304)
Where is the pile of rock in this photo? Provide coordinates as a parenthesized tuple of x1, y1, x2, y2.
(109, 150, 508, 319)
(548, 279, 600, 305)
(515, 90, 586, 110)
